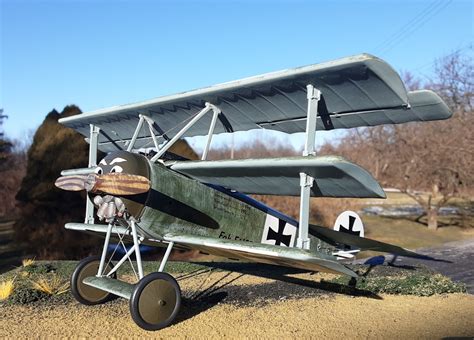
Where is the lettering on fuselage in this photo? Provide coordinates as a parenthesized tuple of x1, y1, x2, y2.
(261, 214, 297, 247)
(218, 231, 251, 242)
(213, 194, 251, 216)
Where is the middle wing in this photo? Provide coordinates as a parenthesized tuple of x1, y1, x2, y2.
(168, 155, 385, 198)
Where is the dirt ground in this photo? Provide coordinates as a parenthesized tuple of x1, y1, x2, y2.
(1, 270, 473, 339)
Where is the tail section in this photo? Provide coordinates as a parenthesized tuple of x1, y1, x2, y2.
(310, 211, 439, 261)
(332, 211, 364, 259)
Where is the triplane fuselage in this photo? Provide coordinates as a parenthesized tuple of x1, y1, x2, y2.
(55, 53, 452, 330)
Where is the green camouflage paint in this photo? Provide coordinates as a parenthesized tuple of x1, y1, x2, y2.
(132, 159, 334, 255)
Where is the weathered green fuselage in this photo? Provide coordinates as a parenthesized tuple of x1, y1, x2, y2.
(132, 159, 334, 255)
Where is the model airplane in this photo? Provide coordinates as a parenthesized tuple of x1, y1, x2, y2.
(54, 53, 452, 330)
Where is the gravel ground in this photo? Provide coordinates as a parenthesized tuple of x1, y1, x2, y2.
(1, 269, 473, 339)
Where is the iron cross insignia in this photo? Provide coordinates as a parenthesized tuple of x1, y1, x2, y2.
(267, 219, 292, 246)
(339, 215, 360, 236)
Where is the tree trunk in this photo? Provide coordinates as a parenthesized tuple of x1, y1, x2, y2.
(427, 208, 438, 230)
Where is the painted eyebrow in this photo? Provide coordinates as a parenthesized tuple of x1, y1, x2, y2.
(99, 159, 107, 165)
(110, 157, 127, 165)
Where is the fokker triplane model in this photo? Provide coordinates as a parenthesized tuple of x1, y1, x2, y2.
(55, 54, 452, 330)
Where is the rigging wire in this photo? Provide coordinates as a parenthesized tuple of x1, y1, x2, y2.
(374, 0, 453, 56)
(374, 0, 443, 53)
(128, 106, 210, 151)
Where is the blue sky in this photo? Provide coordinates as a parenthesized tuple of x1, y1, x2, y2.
(1, 0, 472, 151)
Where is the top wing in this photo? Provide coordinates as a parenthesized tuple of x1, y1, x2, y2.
(58, 54, 452, 153)
(267, 90, 451, 132)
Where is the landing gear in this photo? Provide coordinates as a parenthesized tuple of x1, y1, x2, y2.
(129, 272, 181, 331)
(71, 255, 116, 305)
(70, 219, 180, 330)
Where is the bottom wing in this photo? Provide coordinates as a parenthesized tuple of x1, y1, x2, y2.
(66, 222, 129, 235)
(65, 222, 161, 248)
(66, 222, 437, 265)
(66, 223, 356, 276)
(163, 233, 358, 277)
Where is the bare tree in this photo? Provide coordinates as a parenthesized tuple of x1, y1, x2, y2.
(0, 110, 12, 164)
(0, 112, 29, 217)
(392, 51, 473, 229)
(320, 50, 473, 230)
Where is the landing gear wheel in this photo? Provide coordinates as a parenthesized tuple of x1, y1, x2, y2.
(129, 272, 181, 331)
(71, 255, 116, 305)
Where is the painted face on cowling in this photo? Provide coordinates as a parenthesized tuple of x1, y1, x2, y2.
(96, 157, 126, 174)
(94, 151, 151, 220)
(96, 151, 150, 178)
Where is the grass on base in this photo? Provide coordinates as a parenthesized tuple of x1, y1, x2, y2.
(22, 258, 35, 267)
(0, 259, 468, 305)
(329, 265, 466, 296)
(0, 279, 14, 301)
(30, 274, 69, 296)
(0, 260, 211, 304)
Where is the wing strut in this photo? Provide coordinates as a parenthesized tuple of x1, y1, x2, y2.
(296, 84, 321, 250)
(150, 102, 221, 162)
(201, 105, 221, 160)
(85, 124, 100, 224)
(127, 114, 168, 152)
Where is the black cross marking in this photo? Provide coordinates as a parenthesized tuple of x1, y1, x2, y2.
(340, 215, 361, 236)
(267, 219, 292, 246)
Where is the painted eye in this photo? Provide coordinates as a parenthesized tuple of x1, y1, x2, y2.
(110, 165, 123, 173)
(95, 167, 103, 175)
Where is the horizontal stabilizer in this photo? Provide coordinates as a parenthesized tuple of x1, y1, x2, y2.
(169, 156, 385, 198)
(309, 224, 437, 260)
